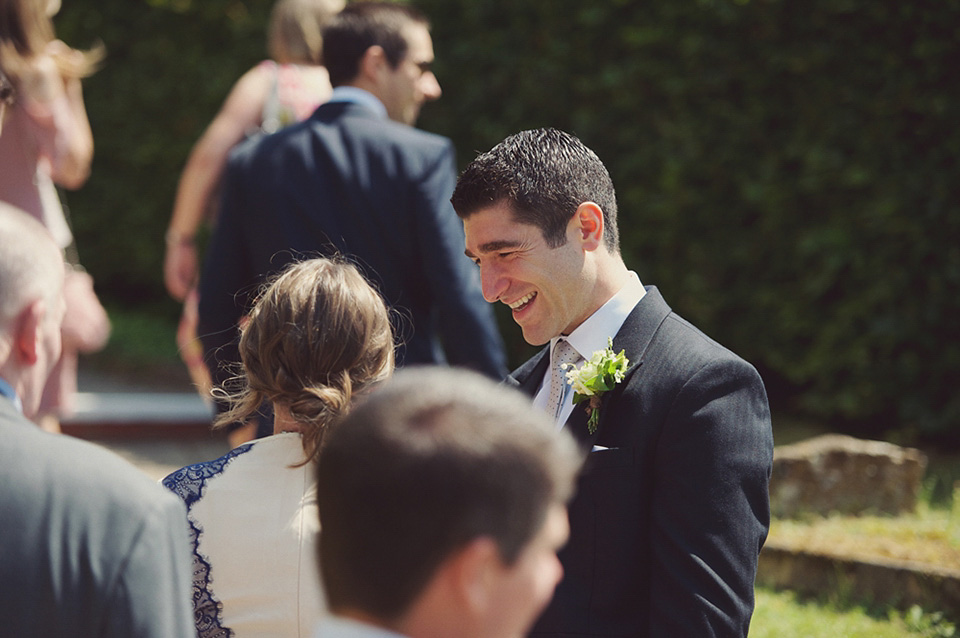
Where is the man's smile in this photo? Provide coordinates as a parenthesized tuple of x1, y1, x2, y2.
(507, 291, 537, 311)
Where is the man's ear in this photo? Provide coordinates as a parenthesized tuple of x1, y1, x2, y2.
(12, 300, 43, 366)
(573, 202, 604, 251)
(358, 45, 389, 83)
(447, 536, 501, 614)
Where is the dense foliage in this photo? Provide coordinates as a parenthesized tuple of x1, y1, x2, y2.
(56, 0, 272, 304)
(55, 0, 959, 436)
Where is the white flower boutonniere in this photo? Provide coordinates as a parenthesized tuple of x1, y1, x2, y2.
(562, 337, 630, 434)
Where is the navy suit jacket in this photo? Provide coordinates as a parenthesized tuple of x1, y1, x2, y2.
(199, 102, 507, 393)
(510, 287, 773, 638)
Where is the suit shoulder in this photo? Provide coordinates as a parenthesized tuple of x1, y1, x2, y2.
(348, 117, 453, 157)
(509, 347, 549, 383)
(1, 421, 182, 516)
(652, 311, 761, 380)
(226, 120, 311, 168)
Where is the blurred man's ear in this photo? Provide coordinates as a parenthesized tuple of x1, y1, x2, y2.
(447, 536, 501, 614)
(359, 45, 389, 83)
(13, 300, 44, 366)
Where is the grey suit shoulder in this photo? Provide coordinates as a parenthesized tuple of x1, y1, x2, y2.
(0, 400, 194, 638)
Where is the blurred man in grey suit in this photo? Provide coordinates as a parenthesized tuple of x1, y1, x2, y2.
(0, 203, 194, 638)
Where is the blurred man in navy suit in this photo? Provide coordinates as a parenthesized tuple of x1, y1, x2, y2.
(200, 2, 506, 444)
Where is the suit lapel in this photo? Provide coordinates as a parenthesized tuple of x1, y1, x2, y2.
(507, 287, 673, 446)
(564, 286, 673, 446)
(506, 347, 549, 397)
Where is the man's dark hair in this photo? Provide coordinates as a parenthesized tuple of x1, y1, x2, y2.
(322, 1, 429, 87)
(316, 367, 582, 622)
(451, 127, 620, 252)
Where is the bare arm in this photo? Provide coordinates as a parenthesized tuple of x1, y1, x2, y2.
(20, 42, 94, 190)
(164, 64, 271, 300)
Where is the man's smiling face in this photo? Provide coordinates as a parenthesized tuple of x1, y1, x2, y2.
(464, 202, 592, 346)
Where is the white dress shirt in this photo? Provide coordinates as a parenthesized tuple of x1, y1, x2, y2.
(326, 86, 388, 119)
(314, 616, 407, 638)
(533, 271, 646, 428)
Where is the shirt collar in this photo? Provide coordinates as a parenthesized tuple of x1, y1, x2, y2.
(327, 86, 388, 119)
(314, 616, 407, 638)
(0, 376, 23, 414)
(552, 271, 645, 362)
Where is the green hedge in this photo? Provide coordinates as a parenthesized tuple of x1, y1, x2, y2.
(55, 0, 960, 436)
(56, 0, 272, 307)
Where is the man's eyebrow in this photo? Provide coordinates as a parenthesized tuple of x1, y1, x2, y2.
(465, 240, 524, 259)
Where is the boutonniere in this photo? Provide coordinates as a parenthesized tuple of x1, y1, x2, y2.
(562, 337, 630, 434)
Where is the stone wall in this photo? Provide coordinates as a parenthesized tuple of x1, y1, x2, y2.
(769, 434, 928, 518)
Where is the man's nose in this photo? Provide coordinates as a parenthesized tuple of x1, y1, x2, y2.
(480, 263, 507, 303)
(420, 72, 441, 102)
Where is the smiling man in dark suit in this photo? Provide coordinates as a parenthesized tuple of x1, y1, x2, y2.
(200, 2, 506, 443)
(453, 127, 774, 638)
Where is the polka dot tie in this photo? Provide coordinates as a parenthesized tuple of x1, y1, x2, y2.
(546, 339, 580, 420)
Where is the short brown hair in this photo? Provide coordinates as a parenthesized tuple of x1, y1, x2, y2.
(321, 1, 429, 87)
(214, 257, 394, 465)
(317, 367, 582, 621)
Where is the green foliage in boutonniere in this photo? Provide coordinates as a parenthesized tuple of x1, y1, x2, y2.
(562, 337, 630, 434)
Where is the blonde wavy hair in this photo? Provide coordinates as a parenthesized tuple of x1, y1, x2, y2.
(267, 0, 345, 65)
(214, 257, 394, 465)
(0, 0, 102, 84)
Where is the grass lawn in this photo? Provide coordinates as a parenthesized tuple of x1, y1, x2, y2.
(769, 504, 960, 570)
(81, 303, 193, 391)
(751, 588, 956, 637)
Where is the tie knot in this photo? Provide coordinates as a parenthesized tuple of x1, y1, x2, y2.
(553, 339, 580, 370)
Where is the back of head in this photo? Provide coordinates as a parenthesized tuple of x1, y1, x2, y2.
(215, 258, 394, 463)
(451, 127, 620, 252)
(267, 0, 345, 65)
(0, 202, 62, 334)
(316, 367, 582, 622)
(321, 1, 428, 87)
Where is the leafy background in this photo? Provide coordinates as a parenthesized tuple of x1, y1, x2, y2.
(54, 0, 960, 440)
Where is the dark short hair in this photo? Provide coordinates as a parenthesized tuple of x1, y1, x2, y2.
(322, 1, 429, 87)
(451, 127, 620, 252)
(316, 367, 582, 621)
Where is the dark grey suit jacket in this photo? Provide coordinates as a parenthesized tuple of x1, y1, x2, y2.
(199, 101, 506, 395)
(0, 398, 194, 637)
(510, 287, 773, 638)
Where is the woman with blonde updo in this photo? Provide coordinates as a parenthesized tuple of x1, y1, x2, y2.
(163, 257, 394, 638)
